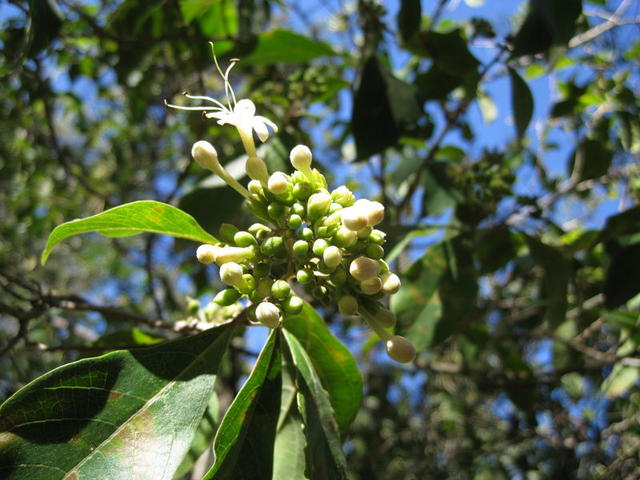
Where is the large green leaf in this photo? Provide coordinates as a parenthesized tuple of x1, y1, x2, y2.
(203, 329, 282, 480)
(41, 201, 218, 264)
(242, 29, 336, 65)
(283, 331, 347, 480)
(569, 138, 613, 182)
(0, 323, 234, 480)
(508, 67, 534, 140)
(283, 303, 363, 437)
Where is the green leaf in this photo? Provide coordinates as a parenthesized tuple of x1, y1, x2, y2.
(569, 138, 613, 182)
(283, 303, 363, 437)
(475, 227, 519, 274)
(352, 56, 422, 159)
(0, 323, 234, 480)
(203, 329, 282, 480)
(283, 331, 348, 480)
(508, 67, 534, 140)
(524, 236, 570, 327)
(602, 363, 639, 398)
(41, 201, 218, 264)
(242, 29, 336, 65)
(421, 161, 464, 216)
(26, 0, 63, 57)
(397, 0, 421, 45)
(604, 243, 640, 309)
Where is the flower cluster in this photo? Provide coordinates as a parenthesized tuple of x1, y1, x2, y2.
(168, 49, 416, 364)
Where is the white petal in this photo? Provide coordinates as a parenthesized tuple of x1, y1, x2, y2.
(234, 99, 256, 119)
(254, 115, 278, 133)
(252, 118, 270, 142)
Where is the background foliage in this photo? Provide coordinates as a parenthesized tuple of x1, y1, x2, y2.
(1, 0, 640, 478)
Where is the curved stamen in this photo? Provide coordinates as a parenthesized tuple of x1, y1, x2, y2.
(183, 94, 228, 111)
(164, 102, 224, 112)
(224, 59, 239, 107)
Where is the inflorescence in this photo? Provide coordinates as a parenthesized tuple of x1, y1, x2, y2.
(167, 46, 416, 364)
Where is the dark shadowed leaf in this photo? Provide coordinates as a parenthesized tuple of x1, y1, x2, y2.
(283, 303, 363, 437)
(283, 331, 347, 480)
(0, 323, 234, 480)
(508, 67, 534, 140)
(475, 227, 519, 274)
(41, 201, 218, 264)
(604, 243, 640, 309)
(26, 0, 63, 57)
(569, 138, 613, 182)
(397, 0, 421, 45)
(203, 329, 282, 480)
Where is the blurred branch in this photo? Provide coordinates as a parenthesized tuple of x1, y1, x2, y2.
(571, 0, 639, 48)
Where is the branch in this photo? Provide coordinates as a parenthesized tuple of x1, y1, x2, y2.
(570, 0, 640, 48)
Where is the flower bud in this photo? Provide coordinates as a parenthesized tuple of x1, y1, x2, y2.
(256, 301, 281, 328)
(313, 239, 329, 256)
(191, 140, 219, 171)
(219, 262, 243, 287)
(380, 272, 401, 294)
(255, 277, 273, 299)
(271, 279, 292, 300)
(290, 145, 312, 172)
(323, 245, 343, 269)
(293, 182, 313, 201)
(248, 223, 271, 241)
(341, 206, 368, 232)
(300, 227, 313, 241)
(296, 269, 313, 284)
(248, 180, 264, 195)
(365, 243, 385, 260)
(283, 295, 304, 314)
(196, 244, 218, 264)
(238, 273, 256, 294)
(291, 202, 305, 217)
(219, 223, 239, 243)
(385, 335, 416, 363)
(338, 295, 358, 316)
(261, 236, 285, 256)
(360, 277, 382, 295)
(234, 231, 257, 247)
(366, 201, 385, 226)
(267, 172, 290, 195)
(307, 191, 332, 221)
(215, 246, 256, 264)
(330, 268, 347, 286)
(369, 229, 386, 245)
(349, 256, 381, 282)
(268, 202, 287, 220)
(334, 226, 358, 248)
(293, 240, 310, 257)
(246, 156, 269, 183)
(213, 288, 242, 306)
(331, 186, 355, 207)
(375, 308, 396, 328)
(253, 263, 270, 278)
(288, 214, 303, 230)
(357, 226, 373, 239)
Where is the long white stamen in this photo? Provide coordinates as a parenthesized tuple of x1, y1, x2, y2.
(183, 94, 228, 110)
(165, 103, 223, 112)
(224, 59, 239, 107)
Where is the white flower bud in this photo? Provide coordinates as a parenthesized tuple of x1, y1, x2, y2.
(323, 245, 343, 269)
(191, 141, 220, 171)
(256, 301, 281, 328)
(385, 335, 416, 363)
(334, 226, 358, 248)
(341, 206, 368, 231)
(375, 309, 396, 328)
(246, 156, 269, 183)
(196, 244, 218, 264)
(331, 186, 355, 207)
(267, 172, 289, 195)
(349, 256, 381, 282)
(360, 276, 382, 295)
(219, 262, 243, 287)
(338, 295, 359, 316)
(366, 201, 385, 226)
(380, 272, 401, 294)
(290, 145, 312, 172)
(215, 246, 256, 265)
(307, 191, 332, 220)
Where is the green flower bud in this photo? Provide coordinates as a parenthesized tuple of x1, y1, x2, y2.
(271, 279, 292, 300)
(291, 202, 305, 217)
(256, 301, 281, 328)
(296, 268, 313, 284)
(255, 277, 274, 299)
(196, 244, 218, 264)
(330, 268, 347, 286)
(369, 229, 386, 245)
(219, 223, 239, 243)
(328, 202, 343, 214)
(313, 238, 329, 256)
(316, 226, 330, 238)
(234, 230, 257, 247)
(307, 191, 332, 221)
(238, 273, 256, 294)
(215, 246, 256, 265)
(365, 243, 385, 260)
(283, 295, 304, 314)
(288, 214, 303, 230)
(248, 223, 271, 241)
(290, 144, 313, 173)
(187, 297, 200, 314)
(378, 259, 390, 274)
(268, 172, 290, 195)
(357, 226, 373, 239)
(323, 245, 343, 269)
(261, 236, 285, 256)
(293, 240, 310, 257)
(300, 227, 314, 241)
(246, 155, 269, 183)
(293, 182, 313, 201)
(268, 202, 287, 220)
(248, 179, 264, 195)
(331, 186, 355, 207)
(375, 308, 396, 328)
(380, 272, 401, 294)
(360, 276, 382, 295)
(349, 256, 381, 282)
(214, 288, 242, 306)
(385, 335, 416, 363)
(334, 226, 358, 248)
(338, 295, 359, 316)
(219, 262, 244, 287)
